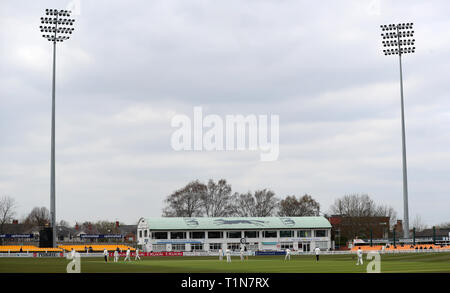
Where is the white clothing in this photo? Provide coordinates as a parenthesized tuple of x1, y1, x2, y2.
(356, 249, 363, 265)
(103, 249, 109, 262)
(124, 249, 131, 261)
(226, 249, 231, 263)
(285, 249, 291, 260)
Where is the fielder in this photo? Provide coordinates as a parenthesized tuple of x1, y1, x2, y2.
(240, 246, 245, 261)
(103, 248, 108, 263)
(124, 247, 131, 261)
(226, 248, 231, 263)
(114, 249, 119, 262)
(285, 248, 291, 261)
(219, 248, 223, 261)
(314, 247, 320, 262)
(356, 247, 363, 265)
(135, 248, 141, 260)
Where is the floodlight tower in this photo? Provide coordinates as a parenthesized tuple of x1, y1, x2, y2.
(380, 23, 415, 239)
(40, 9, 75, 247)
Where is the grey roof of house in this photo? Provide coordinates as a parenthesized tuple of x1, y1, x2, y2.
(140, 217, 331, 231)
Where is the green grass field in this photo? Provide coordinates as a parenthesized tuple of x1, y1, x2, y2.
(1, 253, 449, 273)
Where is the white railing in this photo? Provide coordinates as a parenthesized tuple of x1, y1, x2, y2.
(1, 248, 450, 257)
(291, 248, 450, 255)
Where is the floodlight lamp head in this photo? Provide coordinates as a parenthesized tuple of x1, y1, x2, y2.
(40, 8, 76, 43)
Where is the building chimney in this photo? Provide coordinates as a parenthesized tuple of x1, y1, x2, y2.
(75, 224, 79, 231)
(394, 220, 403, 234)
(116, 221, 119, 228)
(12, 219, 19, 224)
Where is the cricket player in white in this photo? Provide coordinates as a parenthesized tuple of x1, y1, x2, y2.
(240, 247, 245, 261)
(103, 248, 108, 263)
(124, 248, 131, 261)
(219, 248, 223, 261)
(135, 248, 141, 260)
(226, 249, 231, 263)
(285, 248, 291, 261)
(114, 249, 119, 262)
(356, 247, 363, 265)
(315, 247, 320, 262)
(70, 248, 76, 259)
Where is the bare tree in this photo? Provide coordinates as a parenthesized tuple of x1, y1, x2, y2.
(231, 192, 257, 217)
(232, 189, 279, 217)
(95, 221, 117, 234)
(162, 180, 206, 217)
(411, 214, 427, 232)
(24, 207, 50, 227)
(0, 196, 16, 234)
(58, 220, 70, 228)
(254, 189, 279, 216)
(436, 222, 450, 229)
(329, 194, 398, 240)
(201, 179, 234, 217)
(329, 194, 377, 217)
(278, 194, 320, 217)
(374, 204, 398, 229)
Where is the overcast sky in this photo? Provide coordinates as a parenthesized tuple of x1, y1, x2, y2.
(1, 0, 449, 226)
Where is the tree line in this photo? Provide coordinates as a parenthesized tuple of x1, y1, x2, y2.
(0, 196, 122, 235)
(162, 179, 428, 232)
(162, 179, 321, 218)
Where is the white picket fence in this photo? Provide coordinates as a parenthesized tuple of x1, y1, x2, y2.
(291, 248, 450, 256)
(1, 249, 450, 258)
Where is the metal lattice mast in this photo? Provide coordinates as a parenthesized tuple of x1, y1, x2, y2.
(380, 23, 415, 239)
(40, 9, 75, 247)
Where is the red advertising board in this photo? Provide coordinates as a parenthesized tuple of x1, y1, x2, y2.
(144, 252, 183, 257)
(108, 251, 184, 257)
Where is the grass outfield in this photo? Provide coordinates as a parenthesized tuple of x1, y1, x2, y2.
(1, 253, 449, 273)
